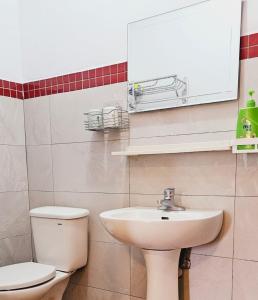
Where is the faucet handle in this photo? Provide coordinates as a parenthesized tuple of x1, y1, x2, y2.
(164, 188, 175, 199)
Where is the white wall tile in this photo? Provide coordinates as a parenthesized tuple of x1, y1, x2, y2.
(87, 241, 130, 294)
(0, 97, 29, 268)
(71, 241, 130, 295)
(0, 145, 27, 192)
(189, 255, 232, 300)
(0, 192, 30, 240)
(29, 191, 54, 209)
(130, 100, 238, 140)
(0, 97, 25, 145)
(130, 151, 236, 196)
(236, 154, 258, 196)
(27, 145, 53, 191)
(52, 140, 129, 193)
(234, 197, 258, 261)
(54, 192, 129, 243)
(233, 259, 258, 300)
(0, 234, 32, 266)
(24, 97, 51, 145)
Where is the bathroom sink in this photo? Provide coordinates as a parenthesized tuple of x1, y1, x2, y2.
(100, 207, 223, 300)
(100, 207, 223, 250)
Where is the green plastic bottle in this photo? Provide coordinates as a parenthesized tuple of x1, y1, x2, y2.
(236, 89, 258, 150)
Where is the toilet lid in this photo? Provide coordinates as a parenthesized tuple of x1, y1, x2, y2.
(30, 206, 89, 219)
(0, 262, 56, 291)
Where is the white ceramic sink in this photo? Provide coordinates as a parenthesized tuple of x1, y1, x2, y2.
(100, 207, 223, 250)
(100, 207, 223, 300)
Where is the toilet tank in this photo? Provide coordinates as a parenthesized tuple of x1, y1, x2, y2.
(30, 206, 89, 272)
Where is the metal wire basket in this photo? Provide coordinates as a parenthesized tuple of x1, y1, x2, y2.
(84, 106, 129, 132)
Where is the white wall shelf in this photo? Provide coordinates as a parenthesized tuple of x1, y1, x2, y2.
(112, 138, 258, 156)
(231, 138, 258, 154)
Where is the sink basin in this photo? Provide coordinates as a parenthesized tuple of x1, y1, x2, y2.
(100, 207, 223, 250)
(100, 207, 223, 300)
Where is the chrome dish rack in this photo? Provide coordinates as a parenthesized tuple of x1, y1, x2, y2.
(128, 75, 188, 112)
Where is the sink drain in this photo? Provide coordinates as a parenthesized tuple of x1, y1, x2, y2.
(161, 216, 169, 220)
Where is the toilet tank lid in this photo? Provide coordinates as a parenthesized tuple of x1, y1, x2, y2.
(30, 206, 89, 219)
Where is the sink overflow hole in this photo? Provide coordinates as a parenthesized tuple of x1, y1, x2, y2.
(161, 216, 169, 220)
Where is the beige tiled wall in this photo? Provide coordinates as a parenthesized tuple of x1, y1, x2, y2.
(128, 58, 258, 300)
(0, 96, 31, 267)
(23, 57, 258, 300)
(24, 83, 132, 299)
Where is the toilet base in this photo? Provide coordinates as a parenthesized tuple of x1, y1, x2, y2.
(41, 276, 69, 300)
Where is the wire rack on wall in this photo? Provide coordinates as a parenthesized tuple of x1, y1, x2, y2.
(128, 75, 188, 112)
(84, 106, 129, 132)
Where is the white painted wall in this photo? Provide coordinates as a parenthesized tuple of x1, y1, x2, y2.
(0, 0, 23, 82)
(19, 0, 209, 82)
(19, 0, 258, 82)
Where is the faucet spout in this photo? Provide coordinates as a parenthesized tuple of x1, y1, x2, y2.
(158, 188, 185, 211)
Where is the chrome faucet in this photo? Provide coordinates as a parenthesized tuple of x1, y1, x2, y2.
(158, 188, 185, 211)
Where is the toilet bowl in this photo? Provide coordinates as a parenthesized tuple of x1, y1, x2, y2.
(0, 206, 89, 300)
(0, 262, 70, 300)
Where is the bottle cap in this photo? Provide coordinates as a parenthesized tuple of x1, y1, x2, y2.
(247, 89, 256, 108)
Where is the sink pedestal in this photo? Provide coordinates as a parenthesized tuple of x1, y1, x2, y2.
(143, 249, 181, 300)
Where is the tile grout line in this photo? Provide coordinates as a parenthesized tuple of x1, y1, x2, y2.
(128, 137, 132, 297)
(230, 87, 241, 299)
(231, 153, 238, 300)
(23, 128, 236, 147)
(21, 98, 33, 262)
(0, 190, 28, 193)
(48, 95, 56, 206)
(24, 190, 242, 197)
(192, 252, 258, 264)
(72, 282, 132, 297)
(0, 233, 32, 242)
(129, 129, 236, 141)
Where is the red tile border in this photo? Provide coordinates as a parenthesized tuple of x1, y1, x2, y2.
(240, 47, 249, 60)
(22, 62, 127, 99)
(0, 79, 24, 100)
(240, 35, 249, 48)
(0, 62, 127, 100)
(1, 32, 258, 101)
(249, 45, 258, 59)
(240, 33, 258, 60)
(249, 33, 258, 46)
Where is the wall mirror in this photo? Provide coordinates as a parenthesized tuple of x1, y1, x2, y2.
(127, 0, 242, 113)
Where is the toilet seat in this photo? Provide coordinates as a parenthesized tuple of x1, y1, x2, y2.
(0, 262, 56, 291)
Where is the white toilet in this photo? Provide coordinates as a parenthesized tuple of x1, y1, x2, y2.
(0, 206, 89, 300)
